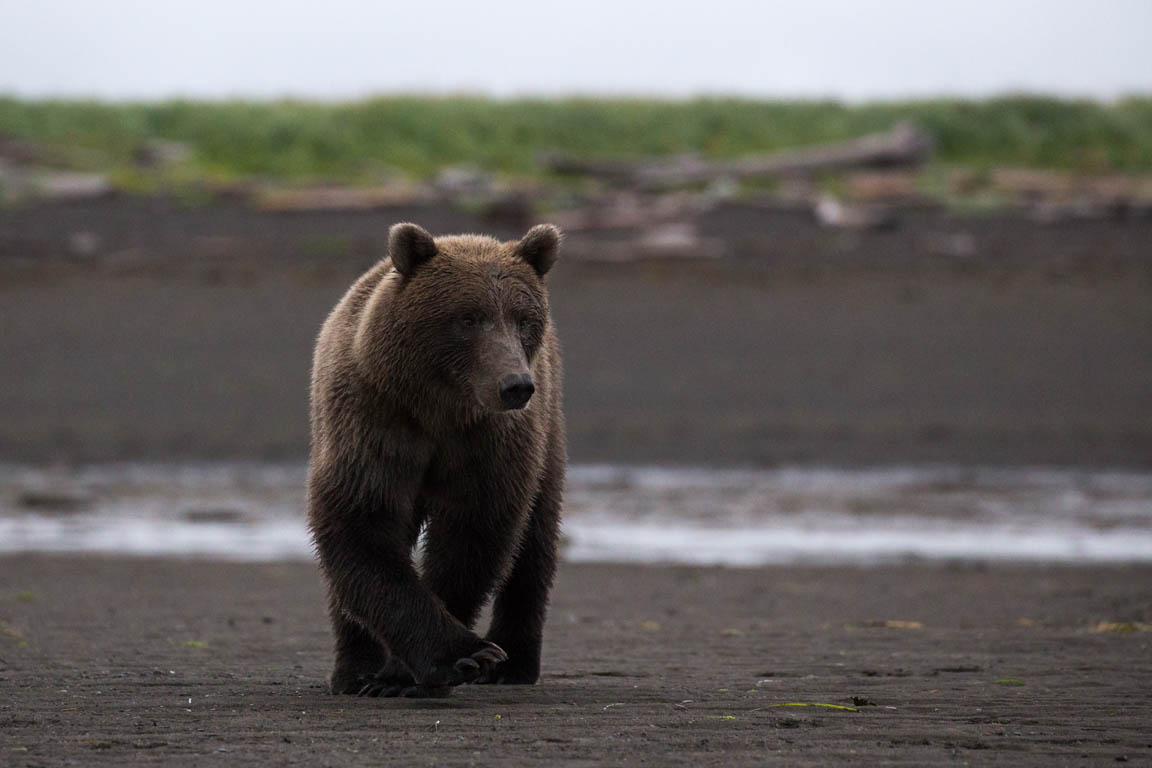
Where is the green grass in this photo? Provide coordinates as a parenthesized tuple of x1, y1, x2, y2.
(1, 94, 1150, 184)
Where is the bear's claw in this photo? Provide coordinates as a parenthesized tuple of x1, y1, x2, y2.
(355, 642, 508, 696)
(444, 641, 508, 684)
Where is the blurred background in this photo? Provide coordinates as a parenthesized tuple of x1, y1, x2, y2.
(1, 0, 1150, 564)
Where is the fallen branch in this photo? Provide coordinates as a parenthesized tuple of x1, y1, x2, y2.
(540, 122, 933, 189)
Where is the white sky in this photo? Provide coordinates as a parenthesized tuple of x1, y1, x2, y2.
(1, 0, 1149, 100)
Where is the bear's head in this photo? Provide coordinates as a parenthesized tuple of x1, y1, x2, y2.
(359, 222, 561, 423)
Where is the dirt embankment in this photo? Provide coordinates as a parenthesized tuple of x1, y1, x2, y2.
(1, 197, 1150, 467)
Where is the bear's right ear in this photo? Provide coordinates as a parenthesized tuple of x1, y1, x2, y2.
(388, 222, 438, 276)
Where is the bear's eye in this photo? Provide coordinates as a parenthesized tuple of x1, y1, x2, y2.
(459, 312, 481, 328)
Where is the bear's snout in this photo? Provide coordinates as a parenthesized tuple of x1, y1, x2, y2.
(498, 373, 535, 410)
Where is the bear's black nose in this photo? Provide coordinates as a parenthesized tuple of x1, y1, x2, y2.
(498, 373, 535, 410)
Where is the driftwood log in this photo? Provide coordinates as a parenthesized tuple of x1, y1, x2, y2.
(540, 122, 933, 190)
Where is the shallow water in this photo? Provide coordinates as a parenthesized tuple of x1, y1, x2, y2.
(1, 463, 1150, 565)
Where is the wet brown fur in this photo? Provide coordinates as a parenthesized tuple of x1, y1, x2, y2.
(307, 223, 565, 697)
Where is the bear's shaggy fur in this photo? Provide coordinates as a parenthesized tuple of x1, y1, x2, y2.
(308, 223, 565, 697)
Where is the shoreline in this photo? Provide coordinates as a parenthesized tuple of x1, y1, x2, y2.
(3, 461, 1151, 565)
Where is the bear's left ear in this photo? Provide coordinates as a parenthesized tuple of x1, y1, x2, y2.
(388, 222, 438, 276)
(515, 224, 562, 277)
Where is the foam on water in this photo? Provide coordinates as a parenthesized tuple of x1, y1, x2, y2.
(1, 463, 1150, 565)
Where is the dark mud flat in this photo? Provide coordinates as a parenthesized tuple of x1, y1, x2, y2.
(2, 198, 1152, 467)
(1, 556, 1150, 766)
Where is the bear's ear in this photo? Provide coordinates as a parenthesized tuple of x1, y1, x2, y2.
(515, 224, 562, 277)
(388, 222, 438, 276)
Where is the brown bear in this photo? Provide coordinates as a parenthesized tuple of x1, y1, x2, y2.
(307, 222, 565, 698)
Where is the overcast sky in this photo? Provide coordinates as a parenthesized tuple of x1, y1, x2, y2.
(1, 0, 1149, 101)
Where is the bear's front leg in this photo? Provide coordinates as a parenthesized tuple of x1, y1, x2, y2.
(311, 462, 506, 695)
(319, 537, 508, 693)
(479, 456, 563, 685)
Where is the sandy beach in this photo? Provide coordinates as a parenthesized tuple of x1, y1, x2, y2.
(2, 555, 1150, 766)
